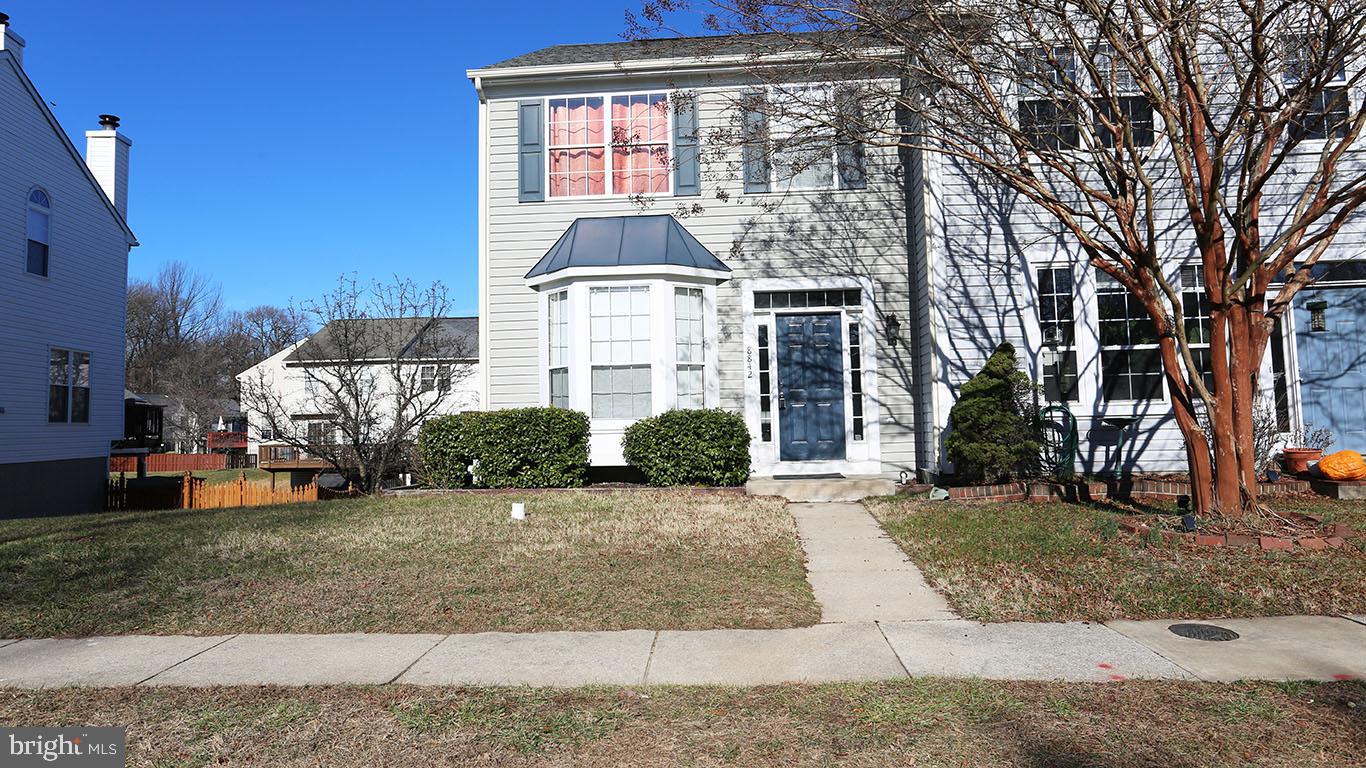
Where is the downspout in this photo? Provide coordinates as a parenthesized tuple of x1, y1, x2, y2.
(473, 75, 491, 410)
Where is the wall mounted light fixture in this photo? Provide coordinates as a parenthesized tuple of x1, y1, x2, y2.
(885, 313, 902, 344)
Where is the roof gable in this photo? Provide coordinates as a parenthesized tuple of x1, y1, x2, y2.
(0, 51, 136, 244)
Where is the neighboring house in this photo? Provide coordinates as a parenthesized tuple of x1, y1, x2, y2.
(469, 36, 1363, 481)
(236, 317, 480, 470)
(0, 15, 137, 517)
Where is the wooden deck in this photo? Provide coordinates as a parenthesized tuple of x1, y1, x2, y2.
(257, 446, 332, 472)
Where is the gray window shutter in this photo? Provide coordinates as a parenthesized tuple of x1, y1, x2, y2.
(742, 92, 770, 194)
(518, 100, 545, 203)
(673, 93, 700, 197)
(836, 88, 867, 190)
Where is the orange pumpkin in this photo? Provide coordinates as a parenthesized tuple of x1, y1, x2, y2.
(1318, 450, 1366, 481)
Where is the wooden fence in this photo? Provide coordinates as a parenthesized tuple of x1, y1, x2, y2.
(110, 453, 228, 474)
(182, 472, 318, 509)
(107, 471, 318, 511)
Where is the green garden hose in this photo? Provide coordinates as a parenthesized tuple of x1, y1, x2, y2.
(1039, 404, 1079, 479)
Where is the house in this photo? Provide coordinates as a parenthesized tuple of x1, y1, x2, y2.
(469, 35, 1364, 481)
(0, 14, 137, 517)
(236, 317, 480, 474)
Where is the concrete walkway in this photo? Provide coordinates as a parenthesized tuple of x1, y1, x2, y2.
(2, 615, 1363, 688)
(792, 503, 957, 622)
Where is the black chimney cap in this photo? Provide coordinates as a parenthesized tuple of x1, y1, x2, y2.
(0, 13, 10, 24)
(98, 114, 121, 129)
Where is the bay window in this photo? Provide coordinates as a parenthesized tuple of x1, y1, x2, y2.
(548, 92, 670, 198)
(590, 286, 652, 419)
(674, 287, 705, 408)
(1097, 270, 1163, 400)
(548, 290, 569, 407)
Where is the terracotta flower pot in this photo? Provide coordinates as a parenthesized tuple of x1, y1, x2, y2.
(1281, 448, 1323, 475)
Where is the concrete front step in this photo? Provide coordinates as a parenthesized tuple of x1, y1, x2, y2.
(746, 475, 897, 502)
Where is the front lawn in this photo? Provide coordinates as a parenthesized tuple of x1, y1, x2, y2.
(1, 680, 1361, 766)
(867, 496, 1366, 622)
(0, 491, 818, 637)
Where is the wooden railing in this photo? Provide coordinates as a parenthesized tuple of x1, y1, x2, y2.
(110, 453, 227, 474)
(258, 445, 332, 471)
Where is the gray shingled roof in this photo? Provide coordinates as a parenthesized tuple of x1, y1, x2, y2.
(526, 215, 730, 280)
(481, 32, 822, 70)
(287, 317, 479, 364)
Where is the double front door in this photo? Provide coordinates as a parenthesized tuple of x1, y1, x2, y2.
(775, 313, 847, 461)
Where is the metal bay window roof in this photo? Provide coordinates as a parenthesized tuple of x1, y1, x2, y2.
(524, 215, 731, 282)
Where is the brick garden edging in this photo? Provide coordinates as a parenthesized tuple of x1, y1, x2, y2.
(945, 476, 1316, 503)
(1118, 517, 1358, 552)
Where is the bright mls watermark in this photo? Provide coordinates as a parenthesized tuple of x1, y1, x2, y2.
(1, 728, 124, 767)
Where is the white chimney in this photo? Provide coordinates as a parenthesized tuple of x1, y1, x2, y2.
(0, 13, 25, 67)
(86, 115, 132, 220)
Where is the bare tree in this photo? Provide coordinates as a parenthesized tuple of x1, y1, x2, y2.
(238, 276, 475, 493)
(227, 305, 309, 363)
(633, 0, 1366, 516)
(125, 261, 225, 392)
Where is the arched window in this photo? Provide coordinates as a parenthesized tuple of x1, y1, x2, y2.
(26, 188, 50, 276)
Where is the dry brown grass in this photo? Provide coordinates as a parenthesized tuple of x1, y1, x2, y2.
(0, 491, 818, 636)
(1, 680, 1362, 766)
(868, 495, 1366, 622)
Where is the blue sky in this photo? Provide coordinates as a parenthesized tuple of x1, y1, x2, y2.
(7, 0, 662, 315)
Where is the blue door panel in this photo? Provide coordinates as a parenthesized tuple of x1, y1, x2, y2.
(776, 314, 847, 461)
(1294, 286, 1366, 450)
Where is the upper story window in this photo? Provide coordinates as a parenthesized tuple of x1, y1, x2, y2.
(548, 93, 670, 198)
(48, 348, 90, 423)
(1019, 48, 1080, 150)
(743, 86, 868, 193)
(420, 364, 452, 394)
(1287, 46, 1350, 140)
(27, 188, 50, 276)
(1093, 44, 1155, 148)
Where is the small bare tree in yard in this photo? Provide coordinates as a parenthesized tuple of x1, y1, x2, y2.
(634, 0, 1366, 516)
(240, 276, 474, 493)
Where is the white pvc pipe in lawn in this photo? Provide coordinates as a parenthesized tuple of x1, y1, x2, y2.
(511, 502, 526, 521)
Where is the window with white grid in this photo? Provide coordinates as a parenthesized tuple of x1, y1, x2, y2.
(1097, 269, 1163, 400)
(548, 290, 569, 408)
(674, 287, 704, 408)
(590, 286, 652, 418)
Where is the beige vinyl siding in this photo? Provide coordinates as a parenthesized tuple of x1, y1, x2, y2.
(482, 76, 920, 476)
(0, 54, 130, 469)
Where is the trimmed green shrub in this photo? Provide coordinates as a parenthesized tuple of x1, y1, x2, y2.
(944, 342, 1041, 483)
(622, 408, 752, 486)
(418, 408, 590, 488)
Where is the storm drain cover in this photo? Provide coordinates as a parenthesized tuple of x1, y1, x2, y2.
(1168, 623, 1240, 642)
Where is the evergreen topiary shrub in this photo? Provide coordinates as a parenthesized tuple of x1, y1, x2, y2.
(622, 408, 752, 486)
(417, 408, 590, 488)
(944, 342, 1041, 483)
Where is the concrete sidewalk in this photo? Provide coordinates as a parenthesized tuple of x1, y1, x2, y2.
(791, 503, 957, 622)
(2, 615, 1362, 688)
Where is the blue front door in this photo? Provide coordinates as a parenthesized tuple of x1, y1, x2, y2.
(776, 313, 847, 461)
(1294, 285, 1366, 448)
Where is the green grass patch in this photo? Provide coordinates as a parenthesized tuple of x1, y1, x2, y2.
(0, 491, 818, 636)
(866, 496, 1366, 622)
(1, 680, 1361, 766)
